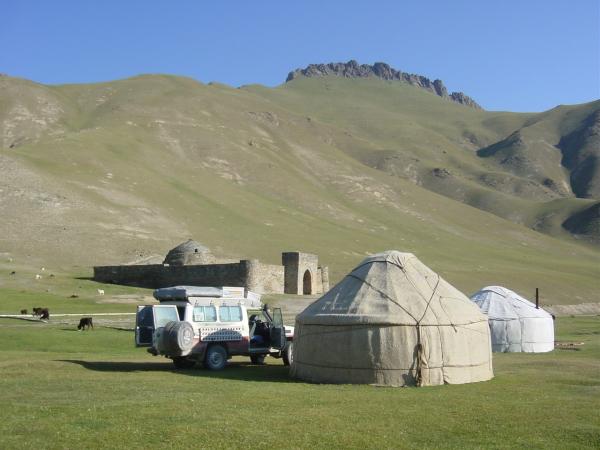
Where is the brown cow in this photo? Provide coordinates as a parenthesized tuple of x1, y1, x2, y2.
(20, 309, 27, 315)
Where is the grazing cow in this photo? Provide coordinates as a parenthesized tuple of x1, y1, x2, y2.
(97, 289, 105, 295)
(39, 308, 50, 320)
(9, 271, 15, 275)
(69, 294, 79, 298)
(32, 307, 43, 317)
(20, 309, 27, 315)
(77, 317, 94, 330)
(35, 274, 42, 280)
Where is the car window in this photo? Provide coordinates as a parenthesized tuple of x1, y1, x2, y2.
(154, 306, 179, 328)
(193, 305, 217, 322)
(219, 306, 242, 322)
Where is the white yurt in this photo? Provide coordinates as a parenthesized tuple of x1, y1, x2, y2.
(470, 286, 554, 353)
(291, 251, 494, 387)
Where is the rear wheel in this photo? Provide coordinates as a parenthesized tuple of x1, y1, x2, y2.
(204, 345, 227, 370)
(283, 342, 293, 366)
(250, 354, 266, 365)
(172, 356, 196, 369)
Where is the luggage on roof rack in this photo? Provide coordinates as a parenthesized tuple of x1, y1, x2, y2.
(152, 286, 262, 308)
(153, 286, 224, 301)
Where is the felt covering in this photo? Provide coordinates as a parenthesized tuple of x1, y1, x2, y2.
(471, 286, 554, 353)
(291, 251, 493, 386)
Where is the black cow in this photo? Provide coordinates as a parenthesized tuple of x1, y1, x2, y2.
(20, 309, 27, 315)
(77, 317, 94, 330)
(32, 307, 50, 320)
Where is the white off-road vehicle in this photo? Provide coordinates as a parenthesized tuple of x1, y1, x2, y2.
(135, 286, 294, 370)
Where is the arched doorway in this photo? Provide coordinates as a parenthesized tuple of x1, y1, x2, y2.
(303, 270, 312, 295)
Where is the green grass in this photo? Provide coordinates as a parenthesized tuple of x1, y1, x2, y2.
(0, 268, 153, 315)
(0, 288, 139, 314)
(0, 315, 598, 449)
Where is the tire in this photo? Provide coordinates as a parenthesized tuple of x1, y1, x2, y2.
(282, 342, 293, 366)
(204, 345, 227, 371)
(250, 354, 266, 365)
(172, 356, 196, 369)
(162, 321, 194, 355)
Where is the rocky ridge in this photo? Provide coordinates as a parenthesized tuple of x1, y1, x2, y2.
(286, 60, 482, 109)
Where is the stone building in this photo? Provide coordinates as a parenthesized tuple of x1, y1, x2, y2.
(282, 252, 329, 295)
(93, 240, 329, 295)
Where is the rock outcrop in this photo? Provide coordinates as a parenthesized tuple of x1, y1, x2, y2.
(286, 60, 482, 109)
(558, 109, 600, 198)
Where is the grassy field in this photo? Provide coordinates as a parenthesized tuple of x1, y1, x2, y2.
(0, 311, 598, 449)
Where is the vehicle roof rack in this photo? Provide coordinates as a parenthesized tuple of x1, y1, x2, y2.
(152, 286, 262, 308)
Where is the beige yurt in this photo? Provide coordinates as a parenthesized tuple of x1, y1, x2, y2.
(291, 251, 493, 387)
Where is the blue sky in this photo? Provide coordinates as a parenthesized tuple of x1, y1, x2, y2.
(1, 0, 598, 112)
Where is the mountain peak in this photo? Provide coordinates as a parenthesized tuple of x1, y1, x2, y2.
(286, 60, 482, 109)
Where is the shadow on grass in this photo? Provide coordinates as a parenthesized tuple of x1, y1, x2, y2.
(58, 359, 296, 383)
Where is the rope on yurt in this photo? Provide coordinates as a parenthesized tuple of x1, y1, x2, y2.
(415, 275, 441, 387)
(415, 324, 423, 386)
(346, 274, 418, 323)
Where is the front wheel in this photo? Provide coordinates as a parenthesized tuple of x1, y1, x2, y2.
(282, 342, 293, 366)
(204, 345, 227, 371)
(172, 356, 196, 369)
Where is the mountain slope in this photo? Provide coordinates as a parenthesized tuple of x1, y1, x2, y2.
(0, 72, 599, 305)
(246, 71, 600, 243)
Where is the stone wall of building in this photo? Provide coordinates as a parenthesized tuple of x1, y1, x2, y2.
(246, 261, 285, 294)
(320, 266, 330, 292)
(94, 260, 285, 294)
(282, 252, 301, 294)
(94, 263, 245, 290)
(94, 250, 323, 295)
(282, 252, 323, 295)
(260, 263, 285, 294)
(94, 264, 165, 288)
(316, 267, 323, 294)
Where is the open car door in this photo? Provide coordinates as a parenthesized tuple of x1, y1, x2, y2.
(135, 305, 154, 347)
(269, 308, 286, 350)
(135, 305, 180, 347)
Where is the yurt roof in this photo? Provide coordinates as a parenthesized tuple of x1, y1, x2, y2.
(470, 286, 552, 320)
(297, 250, 487, 327)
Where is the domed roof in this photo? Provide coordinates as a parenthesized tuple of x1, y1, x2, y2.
(297, 250, 486, 326)
(471, 286, 552, 320)
(163, 239, 210, 265)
